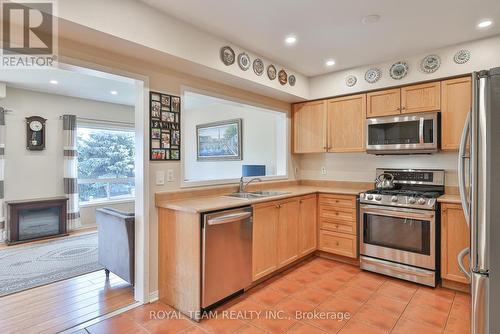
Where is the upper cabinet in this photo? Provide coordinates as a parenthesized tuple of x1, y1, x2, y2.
(327, 94, 366, 152)
(401, 82, 441, 114)
(441, 77, 472, 151)
(292, 101, 327, 153)
(366, 88, 401, 117)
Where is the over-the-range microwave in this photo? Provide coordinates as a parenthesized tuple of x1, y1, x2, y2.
(366, 112, 440, 155)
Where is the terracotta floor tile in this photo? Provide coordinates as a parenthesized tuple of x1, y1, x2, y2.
(143, 318, 194, 334)
(198, 317, 247, 334)
(316, 295, 364, 315)
(179, 326, 209, 334)
(392, 318, 444, 334)
(364, 293, 408, 316)
(229, 299, 268, 315)
(268, 277, 304, 295)
(377, 281, 416, 302)
(233, 324, 268, 334)
(304, 316, 348, 333)
(127, 302, 176, 324)
(286, 322, 328, 333)
(314, 278, 346, 294)
(250, 287, 288, 307)
(321, 270, 355, 283)
(292, 287, 331, 306)
(409, 289, 454, 313)
(352, 304, 399, 332)
(334, 285, 374, 304)
(338, 320, 389, 334)
(336, 264, 361, 275)
(402, 304, 450, 329)
(250, 315, 297, 334)
(445, 315, 470, 334)
(86, 314, 147, 334)
(346, 272, 385, 290)
(286, 270, 321, 285)
(304, 263, 335, 275)
(274, 297, 315, 318)
(309, 257, 338, 269)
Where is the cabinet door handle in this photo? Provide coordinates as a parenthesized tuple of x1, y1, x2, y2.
(335, 241, 340, 246)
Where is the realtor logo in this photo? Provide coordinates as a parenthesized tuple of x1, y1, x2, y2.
(1, 0, 58, 68)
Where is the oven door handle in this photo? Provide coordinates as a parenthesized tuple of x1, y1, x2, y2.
(361, 207, 435, 220)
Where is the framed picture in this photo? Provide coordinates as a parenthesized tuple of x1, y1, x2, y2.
(197, 119, 242, 161)
(150, 91, 181, 161)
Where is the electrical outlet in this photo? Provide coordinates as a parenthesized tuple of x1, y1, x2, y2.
(155, 171, 165, 185)
(167, 169, 174, 182)
(321, 166, 327, 175)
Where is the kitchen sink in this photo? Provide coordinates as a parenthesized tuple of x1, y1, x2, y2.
(225, 190, 290, 199)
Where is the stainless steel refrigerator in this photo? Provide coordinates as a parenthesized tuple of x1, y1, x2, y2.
(458, 67, 500, 334)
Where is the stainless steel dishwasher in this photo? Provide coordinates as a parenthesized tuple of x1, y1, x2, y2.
(202, 206, 252, 309)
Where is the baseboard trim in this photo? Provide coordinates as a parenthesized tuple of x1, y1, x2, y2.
(150, 290, 159, 302)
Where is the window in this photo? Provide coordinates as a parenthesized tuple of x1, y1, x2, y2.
(77, 126, 135, 204)
(183, 90, 288, 185)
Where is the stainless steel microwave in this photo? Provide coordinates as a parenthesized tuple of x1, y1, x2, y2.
(366, 112, 440, 155)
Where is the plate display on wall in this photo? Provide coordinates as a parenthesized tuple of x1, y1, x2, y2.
(289, 75, 296, 86)
(365, 68, 382, 83)
(267, 65, 277, 80)
(237, 52, 251, 71)
(345, 75, 357, 87)
(421, 54, 441, 73)
(278, 69, 288, 85)
(253, 58, 264, 76)
(220, 46, 235, 66)
(454, 49, 471, 64)
(390, 61, 409, 80)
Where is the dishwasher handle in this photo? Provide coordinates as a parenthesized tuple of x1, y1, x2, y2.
(207, 212, 252, 226)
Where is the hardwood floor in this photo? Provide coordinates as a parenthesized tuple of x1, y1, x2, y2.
(0, 270, 135, 334)
(82, 257, 470, 334)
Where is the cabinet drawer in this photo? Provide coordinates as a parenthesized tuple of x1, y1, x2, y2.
(319, 230, 357, 258)
(319, 194, 357, 208)
(320, 219, 356, 235)
(319, 206, 356, 222)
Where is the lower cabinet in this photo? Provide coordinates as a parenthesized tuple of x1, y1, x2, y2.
(441, 203, 470, 284)
(318, 194, 358, 258)
(252, 195, 317, 281)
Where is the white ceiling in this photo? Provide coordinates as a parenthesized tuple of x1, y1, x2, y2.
(139, 0, 500, 77)
(0, 67, 136, 106)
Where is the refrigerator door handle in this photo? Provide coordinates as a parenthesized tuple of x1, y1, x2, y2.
(458, 111, 471, 227)
(457, 247, 471, 282)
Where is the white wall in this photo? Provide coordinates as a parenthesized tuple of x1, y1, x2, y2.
(183, 92, 287, 182)
(2, 87, 135, 226)
(310, 35, 500, 99)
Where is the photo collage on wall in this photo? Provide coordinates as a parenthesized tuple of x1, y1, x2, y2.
(150, 91, 181, 161)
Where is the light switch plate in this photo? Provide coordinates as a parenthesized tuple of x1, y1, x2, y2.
(167, 169, 174, 182)
(321, 167, 327, 175)
(156, 171, 165, 185)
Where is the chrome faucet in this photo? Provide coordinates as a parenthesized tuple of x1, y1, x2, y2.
(239, 177, 262, 193)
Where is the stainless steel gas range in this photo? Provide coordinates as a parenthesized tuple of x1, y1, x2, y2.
(359, 168, 445, 287)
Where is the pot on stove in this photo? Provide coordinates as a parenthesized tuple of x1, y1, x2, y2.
(375, 173, 395, 190)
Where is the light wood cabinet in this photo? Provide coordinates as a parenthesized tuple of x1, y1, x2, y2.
(441, 203, 470, 284)
(252, 203, 279, 280)
(441, 77, 472, 151)
(298, 195, 317, 256)
(318, 194, 358, 258)
(277, 199, 300, 267)
(292, 101, 327, 153)
(401, 82, 441, 114)
(327, 94, 366, 152)
(366, 88, 401, 117)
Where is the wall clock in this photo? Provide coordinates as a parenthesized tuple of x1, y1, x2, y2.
(26, 116, 46, 150)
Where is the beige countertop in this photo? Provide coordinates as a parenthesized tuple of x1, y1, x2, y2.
(156, 185, 368, 213)
(438, 194, 462, 204)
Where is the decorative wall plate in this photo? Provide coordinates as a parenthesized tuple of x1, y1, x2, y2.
(289, 75, 296, 86)
(345, 75, 357, 87)
(421, 55, 441, 73)
(365, 68, 382, 83)
(267, 65, 277, 80)
(220, 46, 235, 66)
(454, 49, 471, 64)
(390, 61, 409, 80)
(278, 69, 288, 85)
(253, 58, 264, 76)
(237, 52, 251, 71)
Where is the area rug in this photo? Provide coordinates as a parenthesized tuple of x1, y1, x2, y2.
(0, 233, 103, 297)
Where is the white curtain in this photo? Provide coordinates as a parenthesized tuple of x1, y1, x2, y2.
(63, 115, 81, 230)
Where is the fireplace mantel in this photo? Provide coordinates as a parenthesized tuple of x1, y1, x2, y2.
(7, 197, 68, 245)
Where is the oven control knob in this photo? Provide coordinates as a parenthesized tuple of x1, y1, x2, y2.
(375, 195, 382, 201)
(417, 197, 427, 205)
(391, 196, 398, 202)
(408, 197, 416, 204)
(366, 194, 374, 200)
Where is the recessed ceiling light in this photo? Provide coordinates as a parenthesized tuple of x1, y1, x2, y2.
(49, 79, 58, 85)
(362, 14, 381, 24)
(110, 90, 118, 95)
(325, 59, 336, 67)
(285, 35, 297, 45)
(477, 19, 493, 29)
